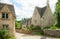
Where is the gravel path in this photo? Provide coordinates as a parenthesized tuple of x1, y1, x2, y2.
(15, 32, 57, 39)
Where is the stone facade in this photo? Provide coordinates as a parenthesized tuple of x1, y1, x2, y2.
(31, 6, 54, 28)
(31, 7, 41, 26)
(0, 3, 16, 35)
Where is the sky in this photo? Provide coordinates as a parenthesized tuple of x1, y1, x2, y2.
(0, 0, 57, 20)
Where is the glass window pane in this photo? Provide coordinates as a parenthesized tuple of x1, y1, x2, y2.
(2, 13, 5, 18)
(6, 14, 8, 18)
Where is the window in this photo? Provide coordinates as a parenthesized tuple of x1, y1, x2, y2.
(2, 13, 8, 19)
(2, 13, 5, 18)
(6, 14, 8, 18)
(3, 24, 9, 30)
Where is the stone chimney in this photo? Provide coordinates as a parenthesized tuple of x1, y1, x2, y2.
(47, 0, 49, 6)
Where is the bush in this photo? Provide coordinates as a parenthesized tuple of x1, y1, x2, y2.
(43, 25, 58, 29)
(16, 21, 22, 29)
(32, 31, 44, 35)
(43, 26, 50, 29)
(29, 25, 41, 30)
(50, 25, 57, 29)
(0, 29, 14, 39)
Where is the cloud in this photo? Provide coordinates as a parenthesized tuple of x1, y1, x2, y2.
(14, 0, 47, 20)
(49, 0, 58, 12)
(0, 0, 12, 4)
(14, 5, 33, 20)
(0, 0, 58, 20)
(16, 0, 46, 7)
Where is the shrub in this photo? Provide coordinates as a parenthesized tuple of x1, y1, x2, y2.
(32, 31, 44, 35)
(0, 29, 14, 39)
(16, 21, 22, 29)
(28, 24, 41, 30)
(31, 26, 41, 30)
(43, 26, 51, 29)
(50, 25, 57, 29)
(43, 25, 58, 29)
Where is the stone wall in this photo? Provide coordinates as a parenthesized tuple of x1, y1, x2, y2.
(0, 3, 16, 35)
(44, 29, 60, 37)
(31, 7, 41, 26)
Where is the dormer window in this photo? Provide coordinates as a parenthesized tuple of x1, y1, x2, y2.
(2, 13, 8, 19)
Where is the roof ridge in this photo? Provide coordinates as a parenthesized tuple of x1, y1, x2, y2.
(36, 6, 47, 17)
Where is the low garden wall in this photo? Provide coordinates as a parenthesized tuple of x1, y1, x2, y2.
(44, 29, 60, 37)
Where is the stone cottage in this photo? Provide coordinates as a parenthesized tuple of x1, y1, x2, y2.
(22, 0, 55, 28)
(21, 18, 31, 28)
(0, 3, 16, 35)
(31, 0, 54, 28)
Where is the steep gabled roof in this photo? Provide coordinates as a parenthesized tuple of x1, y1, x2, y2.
(36, 6, 47, 17)
(0, 3, 5, 10)
(0, 3, 15, 13)
(0, 3, 16, 18)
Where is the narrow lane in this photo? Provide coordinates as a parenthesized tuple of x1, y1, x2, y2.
(15, 32, 57, 39)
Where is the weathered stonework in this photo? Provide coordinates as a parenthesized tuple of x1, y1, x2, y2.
(0, 3, 16, 35)
(31, 5, 54, 28)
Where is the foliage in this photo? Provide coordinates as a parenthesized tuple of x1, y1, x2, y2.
(50, 25, 57, 29)
(43, 25, 58, 29)
(0, 29, 14, 39)
(54, 0, 60, 28)
(28, 24, 41, 30)
(32, 30, 44, 35)
(16, 18, 27, 29)
(43, 26, 51, 29)
(16, 21, 22, 29)
(26, 24, 44, 35)
(57, 38, 60, 39)
(21, 18, 27, 23)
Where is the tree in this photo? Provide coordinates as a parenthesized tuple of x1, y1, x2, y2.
(16, 21, 22, 29)
(55, 0, 60, 28)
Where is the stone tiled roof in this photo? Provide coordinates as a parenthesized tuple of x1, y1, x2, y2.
(0, 3, 16, 18)
(0, 3, 5, 10)
(36, 6, 47, 17)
